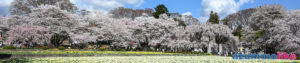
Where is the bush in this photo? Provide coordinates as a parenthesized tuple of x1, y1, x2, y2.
(133, 29, 142, 35)
(98, 45, 110, 51)
(97, 47, 106, 51)
(297, 57, 300, 60)
(40, 46, 49, 50)
(211, 52, 217, 55)
(173, 18, 186, 27)
(57, 46, 65, 50)
(114, 48, 126, 51)
(164, 51, 209, 55)
(2, 46, 16, 49)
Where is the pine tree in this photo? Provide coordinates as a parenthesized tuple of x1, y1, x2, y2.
(208, 11, 219, 24)
(153, 4, 170, 19)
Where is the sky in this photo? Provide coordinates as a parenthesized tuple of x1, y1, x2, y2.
(1, 0, 300, 23)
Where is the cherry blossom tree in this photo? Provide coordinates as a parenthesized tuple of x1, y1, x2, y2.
(227, 4, 300, 55)
(28, 5, 78, 33)
(5, 25, 52, 48)
(184, 24, 239, 54)
(10, 0, 77, 15)
(73, 11, 141, 49)
(1, 5, 78, 48)
(0, 3, 241, 53)
(75, 13, 240, 52)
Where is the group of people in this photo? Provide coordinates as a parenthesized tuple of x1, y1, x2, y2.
(216, 51, 232, 57)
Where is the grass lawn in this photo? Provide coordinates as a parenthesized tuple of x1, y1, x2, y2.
(1, 49, 299, 63)
(1, 56, 299, 63)
(0, 49, 209, 56)
(0, 50, 178, 55)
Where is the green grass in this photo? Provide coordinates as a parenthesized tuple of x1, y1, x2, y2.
(0, 49, 299, 63)
(2, 46, 16, 49)
(0, 49, 212, 56)
(0, 50, 179, 55)
(1, 56, 299, 63)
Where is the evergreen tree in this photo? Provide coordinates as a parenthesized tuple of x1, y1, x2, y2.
(153, 4, 170, 19)
(208, 11, 219, 24)
(222, 19, 229, 26)
(232, 25, 243, 39)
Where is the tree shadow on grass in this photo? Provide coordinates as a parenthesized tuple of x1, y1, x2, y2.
(0, 58, 29, 63)
(0, 54, 29, 63)
(0, 54, 11, 59)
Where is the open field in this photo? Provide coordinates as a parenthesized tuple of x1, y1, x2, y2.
(0, 49, 208, 59)
(0, 49, 209, 57)
(1, 56, 300, 63)
(0, 50, 177, 55)
(0, 50, 299, 63)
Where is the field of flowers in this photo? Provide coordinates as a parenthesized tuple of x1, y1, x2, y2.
(1, 56, 299, 63)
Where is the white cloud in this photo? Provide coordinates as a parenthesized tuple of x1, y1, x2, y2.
(0, 0, 145, 15)
(182, 12, 192, 16)
(70, 0, 144, 12)
(199, 0, 253, 23)
(0, 0, 12, 6)
(0, 0, 13, 16)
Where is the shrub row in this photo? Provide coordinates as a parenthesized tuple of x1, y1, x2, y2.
(1, 46, 67, 50)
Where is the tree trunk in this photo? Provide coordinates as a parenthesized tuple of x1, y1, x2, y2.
(219, 44, 222, 55)
(207, 42, 211, 54)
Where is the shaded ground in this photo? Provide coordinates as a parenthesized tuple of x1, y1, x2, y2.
(0, 49, 208, 58)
